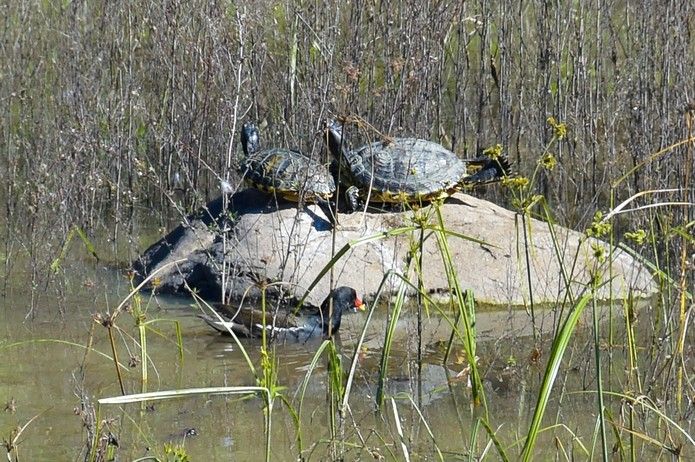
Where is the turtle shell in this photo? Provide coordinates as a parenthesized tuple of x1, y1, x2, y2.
(345, 138, 469, 202)
(241, 122, 335, 201)
(325, 121, 468, 203)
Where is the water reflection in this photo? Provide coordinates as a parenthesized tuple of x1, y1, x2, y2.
(1, 261, 681, 460)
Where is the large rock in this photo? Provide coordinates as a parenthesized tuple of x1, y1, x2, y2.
(132, 189, 657, 306)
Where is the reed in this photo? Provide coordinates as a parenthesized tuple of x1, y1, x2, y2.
(2, 0, 694, 459)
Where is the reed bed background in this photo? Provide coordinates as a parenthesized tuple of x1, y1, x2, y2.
(2, 1, 692, 263)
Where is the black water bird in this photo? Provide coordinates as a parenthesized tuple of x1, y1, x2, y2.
(199, 286, 365, 340)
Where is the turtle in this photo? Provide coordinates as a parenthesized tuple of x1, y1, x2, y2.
(240, 121, 336, 202)
(323, 120, 512, 210)
(198, 286, 366, 340)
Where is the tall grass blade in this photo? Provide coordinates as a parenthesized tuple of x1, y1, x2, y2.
(600, 391, 695, 448)
(192, 293, 257, 377)
(297, 226, 419, 307)
(405, 395, 445, 462)
(611, 138, 695, 188)
(390, 398, 411, 462)
(341, 276, 385, 411)
(50, 225, 99, 273)
(433, 205, 486, 410)
(478, 418, 510, 462)
(138, 323, 148, 393)
(616, 242, 692, 301)
(295, 340, 332, 454)
(520, 293, 591, 461)
(98, 386, 270, 405)
(590, 295, 608, 460)
(376, 278, 409, 407)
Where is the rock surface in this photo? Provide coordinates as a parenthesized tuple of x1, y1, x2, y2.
(133, 189, 657, 306)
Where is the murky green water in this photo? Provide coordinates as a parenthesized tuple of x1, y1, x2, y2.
(0, 253, 686, 460)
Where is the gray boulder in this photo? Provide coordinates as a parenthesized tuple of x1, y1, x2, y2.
(132, 189, 656, 306)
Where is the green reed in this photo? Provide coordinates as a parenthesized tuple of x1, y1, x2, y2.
(2, 0, 693, 458)
(193, 282, 298, 462)
(90, 184, 694, 460)
(85, 121, 693, 460)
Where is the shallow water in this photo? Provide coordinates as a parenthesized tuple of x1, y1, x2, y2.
(0, 253, 687, 460)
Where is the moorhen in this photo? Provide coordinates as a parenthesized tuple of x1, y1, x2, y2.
(198, 286, 365, 339)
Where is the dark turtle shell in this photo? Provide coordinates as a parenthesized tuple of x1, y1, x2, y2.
(325, 121, 469, 203)
(241, 122, 335, 201)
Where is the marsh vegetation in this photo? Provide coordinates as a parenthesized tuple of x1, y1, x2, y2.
(1, 0, 693, 460)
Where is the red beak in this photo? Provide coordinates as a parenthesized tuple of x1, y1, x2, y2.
(354, 297, 366, 311)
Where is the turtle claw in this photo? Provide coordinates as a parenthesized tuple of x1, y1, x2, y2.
(345, 186, 361, 212)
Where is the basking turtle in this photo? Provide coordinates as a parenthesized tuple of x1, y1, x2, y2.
(324, 120, 512, 209)
(240, 122, 335, 202)
(198, 286, 366, 340)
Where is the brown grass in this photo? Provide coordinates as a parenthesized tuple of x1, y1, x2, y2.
(0, 0, 692, 296)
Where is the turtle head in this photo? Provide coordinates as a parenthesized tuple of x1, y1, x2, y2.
(241, 121, 260, 156)
(323, 119, 348, 160)
(322, 286, 366, 335)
